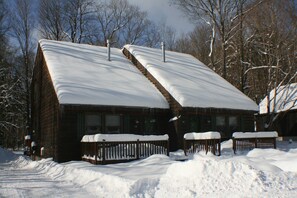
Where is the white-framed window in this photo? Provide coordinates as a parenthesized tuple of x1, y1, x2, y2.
(85, 114, 101, 135)
(105, 115, 120, 133)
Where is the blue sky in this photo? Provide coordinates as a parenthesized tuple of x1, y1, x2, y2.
(127, 0, 194, 36)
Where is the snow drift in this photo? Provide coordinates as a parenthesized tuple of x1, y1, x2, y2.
(1, 141, 297, 197)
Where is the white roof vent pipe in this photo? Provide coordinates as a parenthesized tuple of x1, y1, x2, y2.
(107, 39, 111, 61)
(161, 42, 165, 62)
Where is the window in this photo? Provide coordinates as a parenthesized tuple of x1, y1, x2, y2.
(189, 116, 199, 132)
(129, 116, 143, 134)
(201, 116, 212, 131)
(86, 115, 101, 135)
(229, 116, 239, 132)
(145, 117, 157, 135)
(216, 116, 225, 127)
(216, 116, 227, 137)
(105, 115, 120, 133)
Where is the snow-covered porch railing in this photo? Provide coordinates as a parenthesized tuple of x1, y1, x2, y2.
(183, 132, 221, 156)
(81, 134, 169, 164)
(232, 131, 278, 154)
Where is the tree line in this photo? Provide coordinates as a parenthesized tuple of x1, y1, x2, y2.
(0, 0, 296, 148)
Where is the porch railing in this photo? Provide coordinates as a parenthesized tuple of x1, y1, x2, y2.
(232, 131, 278, 154)
(183, 132, 221, 156)
(81, 134, 169, 164)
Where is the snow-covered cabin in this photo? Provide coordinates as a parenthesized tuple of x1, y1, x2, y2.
(123, 45, 258, 147)
(31, 40, 170, 162)
(31, 40, 258, 162)
(257, 83, 297, 138)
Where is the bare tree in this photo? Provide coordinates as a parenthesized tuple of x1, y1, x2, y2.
(91, 0, 163, 48)
(171, 0, 263, 80)
(63, 0, 94, 43)
(9, 0, 35, 136)
(39, 0, 67, 40)
(243, 0, 297, 102)
(120, 6, 150, 46)
(0, 0, 25, 148)
(0, 0, 8, 41)
(175, 24, 212, 66)
(157, 23, 177, 51)
(92, 0, 131, 46)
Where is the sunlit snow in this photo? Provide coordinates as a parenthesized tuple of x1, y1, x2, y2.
(1, 140, 297, 197)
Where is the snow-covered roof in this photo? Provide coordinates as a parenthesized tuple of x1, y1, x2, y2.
(81, 134, 169, 142)
(259, 83, 297, 114)
(39, 40, 169, 109)
(124, 45, 258, 111)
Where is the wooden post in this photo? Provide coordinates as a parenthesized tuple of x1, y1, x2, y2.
(205, 139, 208, 154)
(233, 138, 236, 154)
(136, 139, 139, 160)
(255, 138, 258, 148)
(273, 138, 276, 149)
(95, 142, 98, 164)
(102, 139, 106, 164)
(184, 139, 187, 156)
(211, 140, 215, 155)
(218, 139, 221, 156)
(167, 139, 170, 156)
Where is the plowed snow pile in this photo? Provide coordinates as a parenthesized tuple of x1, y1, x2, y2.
(1, 140, 297, 198)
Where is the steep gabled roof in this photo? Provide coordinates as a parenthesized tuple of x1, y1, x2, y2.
(124, 45, 258, 111)
(259, 83, 297, 114)
(38, 40, 169, 109)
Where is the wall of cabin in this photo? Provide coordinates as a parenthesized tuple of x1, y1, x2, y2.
(56, 105, 172, 162)
(31, 47, 60, 160)
(256, 111, 297, 137)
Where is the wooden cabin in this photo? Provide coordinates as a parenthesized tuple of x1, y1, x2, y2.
(257, 83, 297, 139)
(123, 45, 258, 149)
(31, 40, 170, 162)
(31, 40, 258, 162)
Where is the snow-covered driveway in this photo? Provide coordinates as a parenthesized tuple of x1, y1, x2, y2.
(0, 161, 96, 198)
(1, 141, 297, 198)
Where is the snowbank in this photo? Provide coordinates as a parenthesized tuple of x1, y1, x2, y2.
(233, 131, 278, 138)
(81, 134, 169, 142)
(2, 140, 297, 197)
(184, 132, 221, 140)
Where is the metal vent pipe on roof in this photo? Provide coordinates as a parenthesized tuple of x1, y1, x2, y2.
(107, 39, 111, 61)
(161, 42, 165, 62)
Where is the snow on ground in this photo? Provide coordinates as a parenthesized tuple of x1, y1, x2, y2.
(1, 140, 297, 198)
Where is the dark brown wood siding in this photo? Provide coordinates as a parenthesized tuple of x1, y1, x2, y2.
(31, 46, 60, 160)
(256, 110, 297, 137)
(57, 105, 172, 162)
(58, 110, 80, 162)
